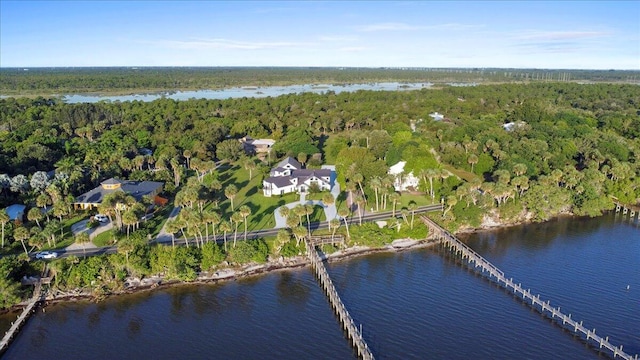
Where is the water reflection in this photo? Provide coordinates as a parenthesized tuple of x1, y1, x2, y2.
(275, 271, 311, 307)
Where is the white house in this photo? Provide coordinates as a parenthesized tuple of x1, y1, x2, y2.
(503, 121, 527, 132)
(388, 161, 420, 191)
(429, 112, 444, 121)
(263, 157, 333, 196)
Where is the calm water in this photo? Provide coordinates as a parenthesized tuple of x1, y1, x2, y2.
(62, 82, 432, 103)
(2, 213, 639, 359)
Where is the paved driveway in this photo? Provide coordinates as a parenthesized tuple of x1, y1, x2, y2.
(273, 191, 339, 229)
(67, 218, 112, 250)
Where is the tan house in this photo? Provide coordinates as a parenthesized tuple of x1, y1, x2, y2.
(240, 136, 275, 155)
(73, 178, 164, 210)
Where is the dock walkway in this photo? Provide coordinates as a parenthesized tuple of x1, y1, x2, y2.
(421, 216, 638, 360)
(305, 239, 374, 360)
(0, 279, 45, 354)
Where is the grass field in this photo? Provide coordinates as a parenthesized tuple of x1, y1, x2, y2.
(216, 164, 298, 231)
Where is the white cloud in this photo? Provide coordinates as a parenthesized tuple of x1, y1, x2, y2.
(515, 30, 611, 41)
(318, 35, 358, 42)
(338, 46, 367, 52)
(356, 22, 481, 32)
(147, 38, 309, 50)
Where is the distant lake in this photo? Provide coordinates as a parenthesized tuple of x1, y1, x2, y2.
(61, 82, 436, 103)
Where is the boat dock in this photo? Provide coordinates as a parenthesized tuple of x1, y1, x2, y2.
(615, 202, 640, 222)
(305, 238, 374, 360)
(0, 280, 45, 354)
(421, 215, 638, 360)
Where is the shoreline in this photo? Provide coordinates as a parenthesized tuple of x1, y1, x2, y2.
(0, 237, 438, 316)
(2, 208, 632, 315)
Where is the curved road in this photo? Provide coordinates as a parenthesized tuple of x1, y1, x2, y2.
(26, 205, 443, 260)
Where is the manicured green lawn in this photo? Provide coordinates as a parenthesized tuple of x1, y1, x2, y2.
(217, 164, 298, 230)
(93, 230, 117, 247)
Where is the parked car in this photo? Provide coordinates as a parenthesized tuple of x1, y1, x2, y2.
(35, 251, 58, 259)
(94, 214, 109, 223)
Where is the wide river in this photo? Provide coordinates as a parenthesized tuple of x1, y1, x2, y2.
(2, 213, 639, 359)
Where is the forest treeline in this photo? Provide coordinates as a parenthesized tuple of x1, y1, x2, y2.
(0, 80, 639, 308)
(1, 81, 638, 214)
(1, 67, 639, 95)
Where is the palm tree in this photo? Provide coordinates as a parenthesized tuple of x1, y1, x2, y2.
(0, 209, 9, 248)
(27, 207, 44, 229)
(369, 176, 382, 211)
(122, 210, 138, 239)
(286, 215, 299, 230)
(278, 206, 290, 220)
(203, 209, 221, 242)
(408, 203, 417, 229)
(36, 193, 51, 221)
(420, 168, 438, 203)
(238, 205, 252, 241)
(243, 158, 256, 179)
(443, 195, 457, 217)
(401, 209, 410, 225)
(293, 226, 307, 246)
(354, 193, 365, 225)
(75, 232, 90, 258)
(183, 149, 192, 169)
(345, 181, 357, 210)
(231, 212, 243, 248)
(303, 204, 313, 235)
(52, 201, 69, 222)
(322, 193, 335, 210)
(338, 208, 351, 239)
(293, 204, 306, 226)
(14, 226, 30, 257)
(102, 192, 136, 231)
(164, 219, 179, 248)
(352, 173, 366, 204)
(329, 219, 340, 241)
(28, 227, 45, 252)
(275, 229, 291, 253)
(174, 217, 189, 248)
(389, 192, 400, 217)
(224, 184, 238, 211)
(219, 220, 232, 251)
(468, 154, 478, 173)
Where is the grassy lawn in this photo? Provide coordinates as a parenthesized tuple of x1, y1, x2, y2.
(217, 164, 298, 231)
(93, 230, 117, 247)
(305, 191, 331, 201)
(145, 202, 175, 237)
(443, 164, 480, 183)
(309, 204, 326, 223)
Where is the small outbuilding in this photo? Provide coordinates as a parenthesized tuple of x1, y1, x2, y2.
(6, 204, 26, 222)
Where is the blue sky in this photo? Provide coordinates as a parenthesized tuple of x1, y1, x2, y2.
(1, 1, 638, 69)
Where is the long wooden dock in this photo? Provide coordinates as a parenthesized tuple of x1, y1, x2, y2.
(421, 216, 638, 360)
(0, 281, 45, 354)
(305, 239, 374, 360)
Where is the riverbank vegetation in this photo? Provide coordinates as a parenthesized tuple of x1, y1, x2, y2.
(1, 79, 639, 310)
(1, 67, 638, 96)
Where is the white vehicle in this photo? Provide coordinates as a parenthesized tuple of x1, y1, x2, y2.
(35, 251, 58, 259)
(94, 214, 109, 223)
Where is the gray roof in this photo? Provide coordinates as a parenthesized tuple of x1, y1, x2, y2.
(75, 179, 163, 205)
(293, 169, 331, 184)
(264, 176, 293, 188)
(276, 157, 301, 170)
